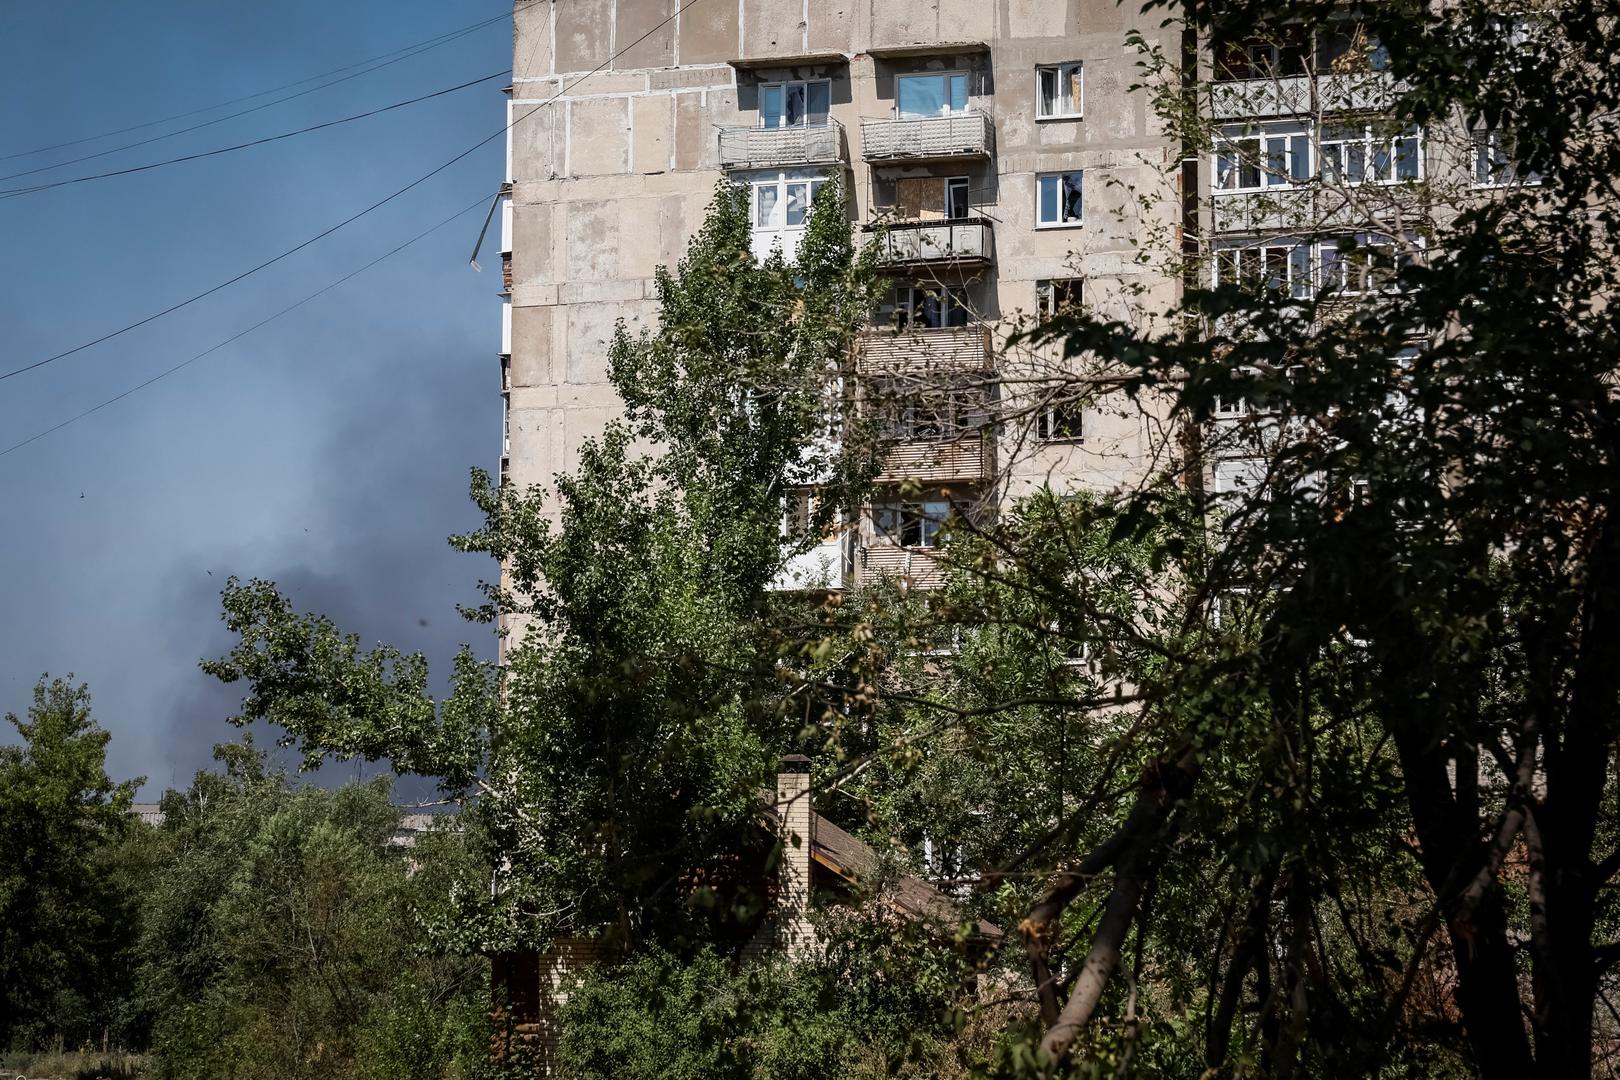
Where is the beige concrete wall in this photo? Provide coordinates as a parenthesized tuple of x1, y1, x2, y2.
(502, 0, 1183, 574)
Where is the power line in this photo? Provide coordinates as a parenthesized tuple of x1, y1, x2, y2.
(0, 193, 498, 460)
(0, 10, 511, 164)
(0, 0, 712, 387)
(0, 14, 506, 185)
(0, 69, 511, 199)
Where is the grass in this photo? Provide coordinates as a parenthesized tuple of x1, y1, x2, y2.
(0, 1052, 147, 1080)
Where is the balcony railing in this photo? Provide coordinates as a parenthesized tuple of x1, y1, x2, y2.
(1209, 71, 1401, 120)
(876, 435, 992, 484)
(856, 325, 992, 375)
(855, 543, 947, 590)
(860, 110, 993, 162)
(870, 218, 993, 267)
(717, 119, 846, 170)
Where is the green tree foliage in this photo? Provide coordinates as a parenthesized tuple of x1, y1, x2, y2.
(136, 744, 486, 1080)
(880, 1, 1620, 1076)
(0, 676, 141, 1052)
(201, 182, 881, 954)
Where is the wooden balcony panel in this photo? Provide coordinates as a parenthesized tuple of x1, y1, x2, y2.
(876, 436, 991, 483)
(856, 326, 993, 375)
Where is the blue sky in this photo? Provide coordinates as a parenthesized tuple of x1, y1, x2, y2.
(0, 0, 512, 794)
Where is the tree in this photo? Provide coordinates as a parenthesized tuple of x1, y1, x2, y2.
(860, 0, 1620, 1075)
(201, 181, 881, 954)
(136, 742, 487, 1080)
(0, 676, 141, 1052)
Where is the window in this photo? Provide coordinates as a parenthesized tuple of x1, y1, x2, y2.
(1037, 278, 1084, 317)
(891, 176, 970, 220)
(753, 176, 828, 229)
(1216, 126, 1308, 191)
(1037, 171, 1083, 227)
(1214, 241, 1312, 298)
(1320, 125, 1422, 185)
(1473, 130, 1541, 187)
(874, 498, 953, 547)
(1212, 391, 1248, 419)
(760, 80, 831, 128)
(1319, 233, 1415, 294)
(897, 72, 968, 118)
(1036, 62, 1084, 119)
(874, 381, 989, 440)
(750, 172, 831, 260)
(887, 284, 970, 329)
(1037, 402, 1083, 441)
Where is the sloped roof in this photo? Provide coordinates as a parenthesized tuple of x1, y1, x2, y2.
(762, 798, 1002, 942)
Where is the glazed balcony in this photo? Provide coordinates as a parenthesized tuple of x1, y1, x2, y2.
(718, 119, 847, 170)
(860, 110, 993, 163)
(870, 218, 993, 269)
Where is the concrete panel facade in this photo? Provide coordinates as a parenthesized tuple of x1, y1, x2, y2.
(498, 0, 1185, 606)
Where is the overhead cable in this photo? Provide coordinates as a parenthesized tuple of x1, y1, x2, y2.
(0, 10, 510, 164)
(0, 69, 511, 199)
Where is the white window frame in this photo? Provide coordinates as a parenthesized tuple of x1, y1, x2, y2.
(1036, 401, 1084, 441)
(759, 79, 832, 129)
(1317, 231, 1422, 295)
(1036, 278, 1084, 317)
(1319, 124, 1423, 186)
(1036, 62, 1084, 119)
(1036, 170, 1084, 228)
(873, 497, 953, 548)
(1213, 239, 1313, 299)
(1215, 123, 1310, 192)
(1472, 130, 1541, 187)
(886, 283, 972, 329)
(895, 72, 970, 118)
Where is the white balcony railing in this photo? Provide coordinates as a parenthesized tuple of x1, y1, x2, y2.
(717, 120, 846, 170)
(870, 218, 993, 267)
(1209, 71, 1402, 121)
(860, 110, 993, 161)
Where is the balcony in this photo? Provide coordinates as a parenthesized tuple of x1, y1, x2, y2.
(871, 218, 993, 268)
(860, 110, 993, 162)
(718, 119, 847, 171)
(1211, 187, 1316, 233)
(855, 544, 947, 590)
(856, 325, 993, 375)
(876, 435, 992, 484)
(1209, 71, 1401, 121)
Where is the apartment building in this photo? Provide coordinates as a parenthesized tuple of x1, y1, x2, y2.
(494, 0, 1470, 602)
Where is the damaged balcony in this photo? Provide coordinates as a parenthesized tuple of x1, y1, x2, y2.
(860, 110, 993, 163)
(718, 119, 848, 171)
(870, 218, 993, 269)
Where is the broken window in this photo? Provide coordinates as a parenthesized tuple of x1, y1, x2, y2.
(873, 498, 953, 547)
(1036, 401, 1084, 441)
(760, 80, 831, 129)
(1037, 171, 1083, 227)
(1036, 278, 1084, 317)
(1036, 62, 1084, 119)
(893, 176, 971, 220)
(885, 284, 971, 329)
